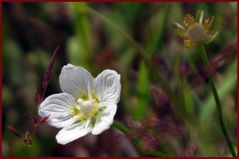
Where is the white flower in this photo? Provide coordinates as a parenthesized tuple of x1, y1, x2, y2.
(38, 64, 121, 145)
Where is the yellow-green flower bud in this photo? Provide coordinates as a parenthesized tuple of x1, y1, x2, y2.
(174, 10, 218, 48)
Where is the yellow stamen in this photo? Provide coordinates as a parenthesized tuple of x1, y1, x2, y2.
(183, 14, 196, 29)
(79, 91, 88, 100)
(176, 28, 186, 38)
(71, 90, 100, 122)
(203, 17, 214, 33)
(71, 106, 80, 116)
(184, 39, 195, 48)
(91, 90, 99, 103)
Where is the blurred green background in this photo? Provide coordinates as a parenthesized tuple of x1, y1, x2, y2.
(2, 2, 237, 157)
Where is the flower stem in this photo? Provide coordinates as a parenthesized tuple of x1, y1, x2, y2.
(199, 46, 236, 157)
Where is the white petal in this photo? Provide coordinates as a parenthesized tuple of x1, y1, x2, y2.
(56, 120, 92, 145)
(59, 64, 94, 98)
(199, 11, 204, 24)
(95, 69, 121, 104)
(92, 104, 117, 135)
(38, 93, 76, 128)
(173, 22, 185, 30)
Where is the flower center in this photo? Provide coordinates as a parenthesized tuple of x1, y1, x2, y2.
(70, 91, 99, 121)
(77, 98, 99, 118)
(187, 23, 207, 42)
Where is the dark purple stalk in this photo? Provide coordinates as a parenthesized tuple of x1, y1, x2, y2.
(5, 124, 21, 139)
(7, 46, 59, 147)
(35, 45, 60, 106)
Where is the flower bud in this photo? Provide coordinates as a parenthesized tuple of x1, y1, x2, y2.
(174, 10, 218, 48)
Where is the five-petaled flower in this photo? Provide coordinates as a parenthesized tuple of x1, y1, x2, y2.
(38, 64, 121, 145)
(174, 10, 218, 48)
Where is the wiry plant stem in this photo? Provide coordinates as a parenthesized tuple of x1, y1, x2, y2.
(35, 45, 60, 106)
(199, 46, 236, 157)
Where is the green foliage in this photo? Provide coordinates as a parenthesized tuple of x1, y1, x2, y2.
(133, 61, 150, 120)
(145, 3, 170, 56)
(68, 2, 93, 69)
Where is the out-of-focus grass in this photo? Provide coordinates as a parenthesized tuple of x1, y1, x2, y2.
(68, 3, 93, 69)
(2, 2, 237, 157)
(134, 61, 150, 120)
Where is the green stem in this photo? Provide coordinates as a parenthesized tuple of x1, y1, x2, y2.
(199, 46, 236, 157)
